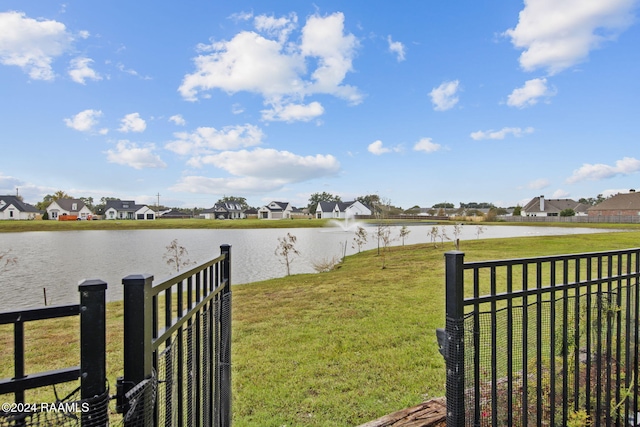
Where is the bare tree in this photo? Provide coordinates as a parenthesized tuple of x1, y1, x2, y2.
(428, 226, 439, 248)
(352, 226, 368, 253)
(399, 225, 411, 246)
(452, 223, 463, 250)
(163, 239, 193, 273)
(475, 224, 486, 239)
(275, 233, 300, 276)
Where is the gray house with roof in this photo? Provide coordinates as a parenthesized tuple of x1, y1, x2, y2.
(521, 195, 588, 217)
(104, 200, 156, 220)
(587, 190, 640, 217)
(0, 195, 40, 220)
(200, 202, 245, 220)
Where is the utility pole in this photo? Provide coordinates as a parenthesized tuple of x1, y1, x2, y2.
(156, 193, 161, 209)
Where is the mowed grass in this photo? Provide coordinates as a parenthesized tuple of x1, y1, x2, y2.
(2, 230, 640, 425)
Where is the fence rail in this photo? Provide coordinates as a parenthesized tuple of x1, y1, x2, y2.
(0, 280, 108, 426)
(119, 244, 232, 427)
(442, 248, 640, 427)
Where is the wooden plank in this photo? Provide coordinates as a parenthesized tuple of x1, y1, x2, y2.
(358, 397, 446, 427)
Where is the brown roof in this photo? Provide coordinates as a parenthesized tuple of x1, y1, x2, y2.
(588, 192, 640, 211)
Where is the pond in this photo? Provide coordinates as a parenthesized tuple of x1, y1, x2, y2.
(0, 224, 615, 310)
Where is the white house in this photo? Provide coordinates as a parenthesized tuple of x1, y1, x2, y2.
(47, 199, 93, 220)
(200, 202, 245, 220)
(258, 201, 293, 219)
(315, 201, 371, 219)
(0, 195, 40, 220)
(104, 200, 156, 220)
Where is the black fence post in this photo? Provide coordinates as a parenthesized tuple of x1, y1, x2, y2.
(78, 279, 108, 425)
(220, 244, 232, 427)
(445, 251, 465, 427)
(121, 274, 154, 426)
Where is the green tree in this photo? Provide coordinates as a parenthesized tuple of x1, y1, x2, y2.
(308, 192, 341, 214)
(512, 205, 522, 216)
(433, 202, 454, 208)
(356, 194, 380, 209)
(560, 208, 576, 217)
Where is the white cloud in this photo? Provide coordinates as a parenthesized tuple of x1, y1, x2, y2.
(165, 124, 263, 156)
(528, 178, 550, 190)
(68, 57, 101, 84)
(387, 36, 406, 62)
(552, 189, 570, 198)
(179, 12, 362, 107)
(507, 78, 555, 108)
(64, 109, 104, 132)
(429, 80, 460, 111)
(170, 176, 286, 195)
(191, 148, 340, 182)
(367, 140, 402, 155)
(504, 0, 636, 74)
(0, 11, 73, 80)
(567, 157, 640, 183)
(106, 140, 166, 170)
(172, 148, 340, 195)
(413, 138, 442, 153)
(470, 127, 534, 140)
(368, 140, 389, 155)
(169, 114, 186, 126)
(118, 113, 147, 133)
(261, 101, 324, 122)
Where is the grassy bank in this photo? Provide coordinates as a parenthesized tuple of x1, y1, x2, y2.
(2, 230, 640, 425)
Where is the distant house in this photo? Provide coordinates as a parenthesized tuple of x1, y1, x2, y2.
(258, 201, 293, 219)
(47, 199, 93, 220)
(0, 195, 40, 220)
(104, 200, 156, 220)
(587, 190, 640, 217)
(521, 195, 588, 217)
(315, 201, 371, 219)
(158, 209, 190, 219)
(200, 202, 245, 220)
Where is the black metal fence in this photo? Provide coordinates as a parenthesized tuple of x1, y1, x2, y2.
(0, 280, 109, 426)
(118, 244, 232, 427)
(442, 248, 640, 427)
(1, 245, 232, 427)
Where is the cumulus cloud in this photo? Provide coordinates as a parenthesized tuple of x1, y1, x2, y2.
(429, 80, 460, 111)
(261, 101, 324, 122)
(504, 0, 636, 74)
(552, 189, 570, 198)
(165, 124, 263, 156)
(169, 114, 186, 126)
(367, 140, 402, 155)
(507, 78, 555, 108)
(178, 12, 361, 120)
(0, 11, 73, 80)
(64, 109, 105, 133)
(118, 113, 147, 133)
(171, 148, 340, 194)
(566, 157, 640, 183)
(387, 36, 406, 61)
(528, 178, 550, 190)
(413, 138, 442, 153)
(68, 57, 101, 84)
(106, 140, 167, 170)
(470, 126, 534, 140)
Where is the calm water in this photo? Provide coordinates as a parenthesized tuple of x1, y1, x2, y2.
(0, 224, 615, 310)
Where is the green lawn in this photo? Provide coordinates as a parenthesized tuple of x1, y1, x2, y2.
(2, 230, 640, 425)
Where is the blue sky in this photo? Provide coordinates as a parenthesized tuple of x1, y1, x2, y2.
(1, 1, 639, 210)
